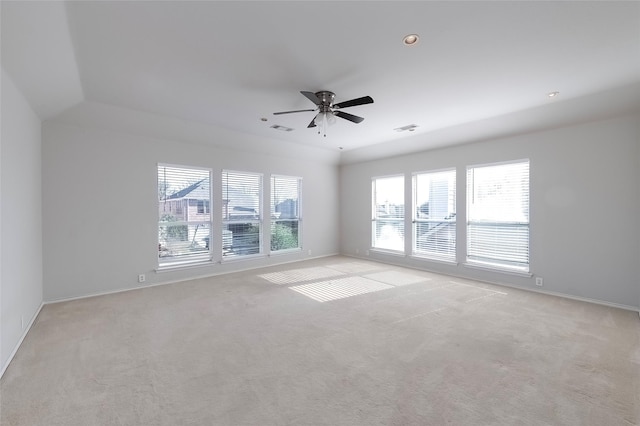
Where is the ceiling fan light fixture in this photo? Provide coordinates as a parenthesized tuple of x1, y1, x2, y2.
(314, 111, 337, 126)
(403, 34, 419, 46)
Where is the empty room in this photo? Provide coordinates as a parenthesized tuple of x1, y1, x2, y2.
(1, 1, 639, 425)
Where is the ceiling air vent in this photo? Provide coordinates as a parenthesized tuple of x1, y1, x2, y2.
(394, 124, 419, 132)
(270, 124, 294, 132)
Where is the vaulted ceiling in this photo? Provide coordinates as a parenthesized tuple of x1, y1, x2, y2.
(3, 1, 640, 163)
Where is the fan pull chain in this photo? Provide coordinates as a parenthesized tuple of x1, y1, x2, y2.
(317, 115, 328, 137)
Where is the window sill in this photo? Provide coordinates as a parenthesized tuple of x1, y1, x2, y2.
(410, 254, 458, 266)
(156, 259, 214, 273)
(369, 248, 406, 257)
(269, 248, 303, 256)
(463, 262, 532, 278)
(221, 253, 266, 263)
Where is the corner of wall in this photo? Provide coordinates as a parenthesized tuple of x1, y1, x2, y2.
(1, 67, 45, 377)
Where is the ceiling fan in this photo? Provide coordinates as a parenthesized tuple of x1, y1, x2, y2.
(273, 91, 374, 136)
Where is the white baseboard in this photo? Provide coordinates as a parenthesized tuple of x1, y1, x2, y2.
(343, 254, 640, 313)
(492, 281, 639, 313)
(1, 302, 44, 379)
(45, 252, 340, 305)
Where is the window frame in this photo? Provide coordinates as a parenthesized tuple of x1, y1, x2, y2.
(412, 168, 457, 263)
(270, 174, 302, 254)
(157, 163, 213, 269)
(222, 169, 264, 260)
(465, 159, 530, 274)
(371, 174, 405, 253)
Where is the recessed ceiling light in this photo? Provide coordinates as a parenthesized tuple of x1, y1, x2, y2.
(403, 34, 419, 46)
(548, 91, 560, 98)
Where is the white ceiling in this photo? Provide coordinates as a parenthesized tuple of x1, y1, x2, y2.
(2, 1, 640, 163)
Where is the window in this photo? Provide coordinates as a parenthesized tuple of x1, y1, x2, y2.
(271, 175, 301, 252)
(222, 170, 263, 258)
(158, 164, 212, 267)
(197, 200, 209, 214)
(466, 160, 530, 272)
(413, 169, 456, 261)
(372, 175, 404, 251)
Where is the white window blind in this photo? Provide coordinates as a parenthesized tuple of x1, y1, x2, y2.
(222, 170, 262, 258)
(158, 164, 212, 266)
(271, 175, 301, 252)
(413, 169, 456, 261)
(467, 160, 530, 272)
(372, 175, 404, 252)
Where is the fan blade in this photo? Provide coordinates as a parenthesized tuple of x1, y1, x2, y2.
(307, 115, 318, 128)
(273, 108, 316, 115)
(301, 91, 321, 105)
(334, 111, 365, 124)
(334, 96, 374, 109)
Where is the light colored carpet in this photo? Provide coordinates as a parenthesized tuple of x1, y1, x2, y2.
(1, 256, 639, 425)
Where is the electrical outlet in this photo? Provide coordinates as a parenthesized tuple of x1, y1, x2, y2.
(138, 274, 146, 283)
(366, 250, 370, 256)
(308, 249, 312, 256)
(355, 248, 359, 254)
(535, 277, 543, 287)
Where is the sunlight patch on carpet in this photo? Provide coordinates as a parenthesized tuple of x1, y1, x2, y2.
(289, 276, 394, 302)
(258, 267, 345, 285)
(364, 270, 430, 287)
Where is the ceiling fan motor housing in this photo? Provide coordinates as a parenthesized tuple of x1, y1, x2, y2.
(316, 91, 335, 112)
(272, 90, 372, 127)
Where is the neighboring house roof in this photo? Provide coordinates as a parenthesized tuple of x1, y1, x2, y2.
(166, 179, 261, 216)
(167, 179, 209, 200)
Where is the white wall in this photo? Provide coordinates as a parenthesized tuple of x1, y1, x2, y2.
(637, 118, 640, 313)
(340, 114, 640, 309)
(1, 69, 44, 373)
(42, 115, 340, 301)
